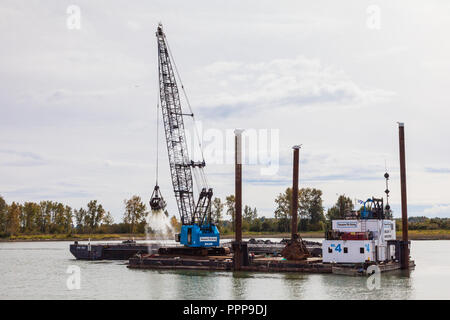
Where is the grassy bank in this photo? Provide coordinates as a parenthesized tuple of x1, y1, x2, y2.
(2, 233, 147, 242)
(221, 231, 324, 239)
(225, 230, 450, 240)
(2, 230, 450, 242)
(406, 230, 450, 240)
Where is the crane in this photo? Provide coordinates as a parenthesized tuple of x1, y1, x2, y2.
(152, 23, 220, 248)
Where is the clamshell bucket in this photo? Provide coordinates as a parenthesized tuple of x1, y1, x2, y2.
(149, 185, 166, 211)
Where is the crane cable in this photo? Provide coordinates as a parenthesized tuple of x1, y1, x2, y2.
(155, 47, 161, 187)
(155, 99, 160, 186)
(164, 34, 209, 190)
(164, 35, 206, 164)
(192, 167, 202, 194)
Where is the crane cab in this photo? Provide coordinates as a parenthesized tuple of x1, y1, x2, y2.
(177, 224, 220, 247)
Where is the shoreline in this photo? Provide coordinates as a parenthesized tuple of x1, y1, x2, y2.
(1, 230, 450, 242)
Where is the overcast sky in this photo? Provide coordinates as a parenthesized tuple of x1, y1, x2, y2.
(1, 0, 450, 222)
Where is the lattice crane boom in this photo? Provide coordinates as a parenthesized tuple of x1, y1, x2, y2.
(156, 24, 195, 225)
(155, 23, 218, 247)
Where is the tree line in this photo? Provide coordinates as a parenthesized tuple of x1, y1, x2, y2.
(0, 193, 183, 238)
(405, 216, 450, 230)
(1, 191, 446, 238)
(0, 196, 114, 237)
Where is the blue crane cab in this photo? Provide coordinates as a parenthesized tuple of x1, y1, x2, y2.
(178, 224, 220, 247)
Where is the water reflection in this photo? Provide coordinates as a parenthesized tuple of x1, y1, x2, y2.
(318, 269, 414, 300)
(280, 273, 308, 299)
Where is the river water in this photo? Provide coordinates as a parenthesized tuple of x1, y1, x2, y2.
(0, 239, 449, 300)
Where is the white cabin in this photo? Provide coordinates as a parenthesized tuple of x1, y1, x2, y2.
(322, 219, 396, 264)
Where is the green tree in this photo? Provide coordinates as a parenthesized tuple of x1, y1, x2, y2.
(225, 195, 235, 231)
(22, 202, 40, 233)
(38, 201, 53, 233)
(326, 195, 354, 228)
(299, 188, 325, 231)
(0, 196, 7, 234)
(274, 188, 292, 232)
(6, 202, 21, 236)
(243, 205, 257, 223)
(86, 200, 106, 232)
(103, 212, 114, 226)
(211, 197, 224, 226)
(123, 196, 147, 234)
(249, 216, 262, 232)
(63, 205, 73, 234)
(74, 208, 87, 233)
(97, 211, 114, 234)
(52, 202, 66, 233)
(275, 187, 325, 232)
(261, 217, 273, 232)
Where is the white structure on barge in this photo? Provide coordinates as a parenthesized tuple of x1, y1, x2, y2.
(322, 173, 402, 265)
(322, 217, 396, 263)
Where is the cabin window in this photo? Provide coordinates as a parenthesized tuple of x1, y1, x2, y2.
(187, 228, 192, 244)
(344, 247, 348, 254)
(360, 247, 364, 254)
(328, 248, 332, 253)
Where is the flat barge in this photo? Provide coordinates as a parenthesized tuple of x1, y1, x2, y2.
(69, 241, 156, 260)
(127, 252, 414, 275)
(128, 253, 330, 273)
(70, 239, 322, 260)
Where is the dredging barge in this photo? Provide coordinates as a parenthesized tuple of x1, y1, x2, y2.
(128, 125, 416, 276)
(69, 239, 322, 260)
(127, 194, 415, 276)
(127, 209, 415, 276)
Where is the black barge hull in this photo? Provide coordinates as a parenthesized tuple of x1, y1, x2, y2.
(70, 243, 151, 260)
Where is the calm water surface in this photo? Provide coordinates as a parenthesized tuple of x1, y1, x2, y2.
(0, 239, 449, 299)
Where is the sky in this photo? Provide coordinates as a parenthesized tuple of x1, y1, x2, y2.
(1, 0, 450, 222)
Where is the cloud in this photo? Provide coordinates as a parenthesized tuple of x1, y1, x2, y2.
(0, 149, 43, 161)
(195, 56, 394, 119)
(423, 204, 450, 217)
(0, 149, 47, 167)
(2, 186, 95, 201)
(426, 167, 450, 174)
(244, 178, 289, 186)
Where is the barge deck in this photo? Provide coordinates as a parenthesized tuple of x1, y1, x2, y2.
(127, 253, 414, 276)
